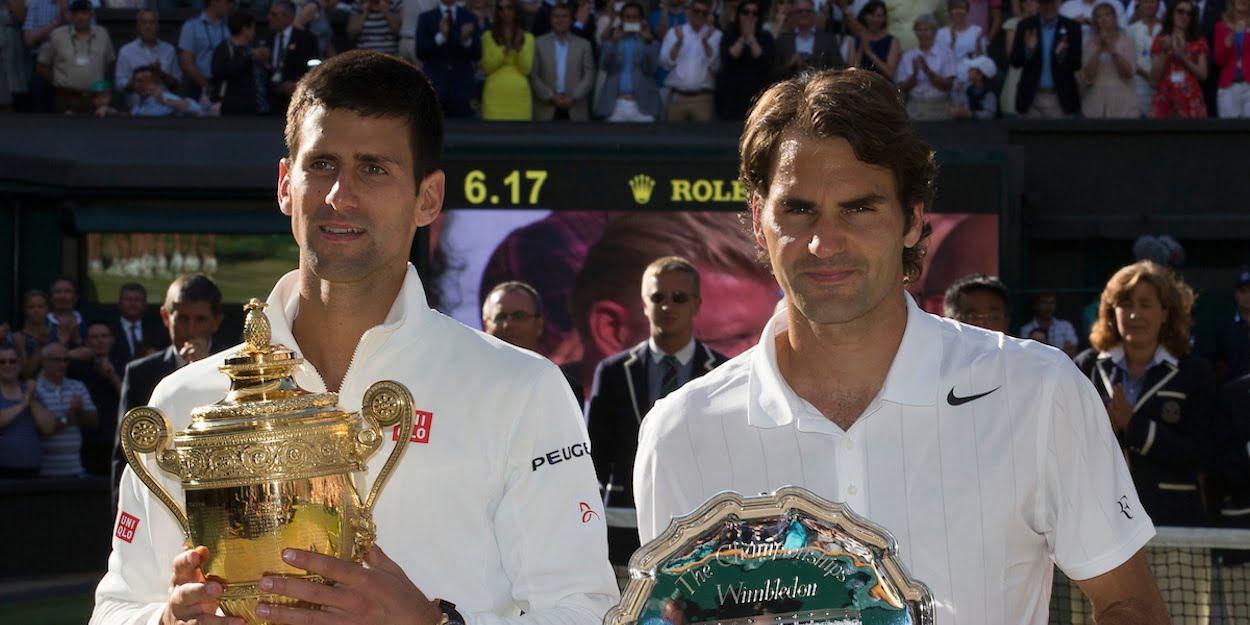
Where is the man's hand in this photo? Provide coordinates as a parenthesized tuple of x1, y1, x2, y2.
(179, 337, 211, 363)
(440, 11, 452, 37)
(254, 545, 443, 625)
(460, 21, 476, 40)
(69, 393, 83, 417)
(1055, 34, 1069, 57)
(162, 546, 241, 625)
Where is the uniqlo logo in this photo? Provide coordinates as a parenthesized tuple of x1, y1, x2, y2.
(392, 410, 433, 444)
(115, 512, 140, 543)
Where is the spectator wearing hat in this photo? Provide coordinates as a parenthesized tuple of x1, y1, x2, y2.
(1211, 270, 1250, 383)
(36, 0, 115, 114)
(115, 9, 181, 96)
(1081, 0, 1139, 117)
(90, 79, 119, 116)
(950, 54, 998, 118)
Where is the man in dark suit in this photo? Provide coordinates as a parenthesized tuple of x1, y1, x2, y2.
(772, 0, 843, 80)
(111, 274, 225, 511)
(266, 0, 321, 114)
(416, 0, 482, 117)
(586, 256, 726, 564)
(1009, 0, 1082, 118)
(108, 282, 170, 374)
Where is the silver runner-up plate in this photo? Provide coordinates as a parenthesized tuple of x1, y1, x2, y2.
(605, 487, 933, 625)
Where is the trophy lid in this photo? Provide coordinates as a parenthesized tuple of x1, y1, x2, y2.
(187, 299, 342, 430)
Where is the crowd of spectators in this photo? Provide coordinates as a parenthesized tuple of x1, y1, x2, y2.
(0, 274, 225, 484)
(2, 0, 1248, 118)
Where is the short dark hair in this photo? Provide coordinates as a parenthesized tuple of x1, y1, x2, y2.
(739, 69, 935, 283)
(228, 11, 255, 35)
(483, 281, 544, 318)
(132, 65, 155, 80)
(285, 50, 444, 187)
(549, 2, 572, 16)
(1163, 0, 1202, 41)
(120, 282, 147, 300)
(163, 273, 223, 316)
(272, 0, 296, 16)
(857, 0, 886, 24)
(621, 1, 645, 17)
(50, 275, 77, 293)
(943, 274, 1010, 319)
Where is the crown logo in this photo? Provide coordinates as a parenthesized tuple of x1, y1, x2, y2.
(629, 174, 656, 205)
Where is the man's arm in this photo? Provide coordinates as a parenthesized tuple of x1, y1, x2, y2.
(1074, 550, 1169, 625)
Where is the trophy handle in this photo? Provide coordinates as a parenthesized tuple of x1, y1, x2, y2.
(119, 406, 191, 538)
(359, 380, 415, 514)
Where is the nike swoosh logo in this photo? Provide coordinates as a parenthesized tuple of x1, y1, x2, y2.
(947, 387, 1001, 406)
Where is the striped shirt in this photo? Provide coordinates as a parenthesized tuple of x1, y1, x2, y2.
(353, 0, 402, 54)
(635, 294, 1155, 625)
(35, 375, 96, 478)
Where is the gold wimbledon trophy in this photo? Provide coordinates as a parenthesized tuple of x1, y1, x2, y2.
(119, 299, 415, 625)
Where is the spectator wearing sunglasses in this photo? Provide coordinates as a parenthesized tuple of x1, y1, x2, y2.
(585, 256, 727, 567)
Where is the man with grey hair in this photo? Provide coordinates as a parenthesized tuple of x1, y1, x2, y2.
(265, 0, 320, 112)
(115, 9, 182, 95)
(36, 342, 98, 478)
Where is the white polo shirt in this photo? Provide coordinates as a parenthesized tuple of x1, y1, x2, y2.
(634, 293, 1154, 625)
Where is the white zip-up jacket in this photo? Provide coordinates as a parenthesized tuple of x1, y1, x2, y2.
(91, 265, 619, 625)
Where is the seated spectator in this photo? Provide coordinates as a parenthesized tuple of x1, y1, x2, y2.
(897, 14, 955, 120)
(1019, 292, 1080, 356)
(349, 0, 402, 55)
(266, 1, 320, 114)
(1000, 0, 1038, 116)
(531, 2, 595, 121)
(1081, 1, 1139, 118)
(772, 0, 841, 81)
(937, 0, 986, 61)
(481, 0, 534, 120)
(1213, 0, 1250, 118)
(949, 54, 998, 118)
(1150, 0, 1209, 118)
(35, 342, 97, 478)
(89, 80, 120, 117)
(178, 0, 233, 102)
(942, 273, 1011, 333)
(14, 290, 51, 380)
(36, 0, 115, 114)
(1074, 260, 1215, 526)
(661, 0, 721, 121)
(69, 321, 121, 477)
(1127, 0, 1162, 116)
(847, 0, 900, 80)
(115, 9, 182, 99)
(1010, 0, 1082, 119)
(212, 11, 270, 115)
(1211, 269, 1250, 383)
(596, 0, 661, 121)
(131, 65, 204, 116)
(417, 0, 482, 117)
(714, 0, 774, 120)
(0, 345, 56, 479)
(763, 0, 793, 37)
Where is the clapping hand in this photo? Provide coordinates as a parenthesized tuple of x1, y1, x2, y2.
(460, 21, 476, 41)
(1107, 383, 1133, 432)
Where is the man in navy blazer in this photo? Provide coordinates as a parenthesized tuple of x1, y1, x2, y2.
(1009, 0, 1082, 118)
(586, 256, 726, 563)
(111, 274, 225, 513)
(416, 0, 482, 117)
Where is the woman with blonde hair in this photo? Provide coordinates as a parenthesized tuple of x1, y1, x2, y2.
(1074, 260, 1215, 527)
(1080, 1, 1139, 117)
(1126, 0, 1162, 116)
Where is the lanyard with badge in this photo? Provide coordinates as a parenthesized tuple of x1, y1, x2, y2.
(70, 26, 93, 67)
(203, 18, 226, 51)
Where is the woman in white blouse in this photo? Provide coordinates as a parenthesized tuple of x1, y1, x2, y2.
(1126, 0, 1162, 116)
(936, 0, 985, 61)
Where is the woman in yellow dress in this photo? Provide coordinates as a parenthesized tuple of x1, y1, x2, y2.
(481, 0, 534, 120)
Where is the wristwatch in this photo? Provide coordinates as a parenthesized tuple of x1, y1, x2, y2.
(435, 599, 465, 625)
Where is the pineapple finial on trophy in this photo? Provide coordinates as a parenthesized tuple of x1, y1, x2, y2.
(243, 298, 272, 351)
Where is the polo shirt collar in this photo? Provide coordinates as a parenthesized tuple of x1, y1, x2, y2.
(268, 263, 430, 351)
(747, 291, 941, 431)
